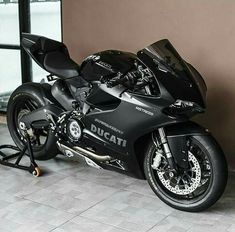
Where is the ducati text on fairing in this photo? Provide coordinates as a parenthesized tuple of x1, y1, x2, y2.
(90, 124, 127, 147)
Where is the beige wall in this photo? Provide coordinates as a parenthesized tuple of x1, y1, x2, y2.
(62, 0, 235, 168)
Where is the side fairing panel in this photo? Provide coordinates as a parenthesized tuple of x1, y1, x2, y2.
(82, 84, 180, 156)
(81, 85, 183, 179)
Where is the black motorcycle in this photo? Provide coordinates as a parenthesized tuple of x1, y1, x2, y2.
(7, 33, 227, 212)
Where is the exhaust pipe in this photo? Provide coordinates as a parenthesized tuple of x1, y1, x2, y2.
(57, 142, 111, 162)
(73, 146, 111, 161)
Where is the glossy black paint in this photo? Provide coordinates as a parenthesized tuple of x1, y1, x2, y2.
(80, 50, 137, 82)
(137, 39, 207, 108)
(165, 121, 209, 169)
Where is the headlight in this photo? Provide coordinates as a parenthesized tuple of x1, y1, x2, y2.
(164, 99, 204, 117)
(171, 100, 194, 108)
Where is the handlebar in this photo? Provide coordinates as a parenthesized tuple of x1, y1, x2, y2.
(106, 75, 130, 88)
(106, 71, 141, 88)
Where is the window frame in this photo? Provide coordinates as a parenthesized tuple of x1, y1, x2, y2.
(0, 1, 31, 84)
(0, 0, 62, 113)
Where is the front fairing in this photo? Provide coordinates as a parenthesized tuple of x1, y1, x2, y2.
(137, 39, 207, 108)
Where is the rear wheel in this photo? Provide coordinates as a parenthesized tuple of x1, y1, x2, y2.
(144, 135, 228, 212)
(7, 91, 58, 160)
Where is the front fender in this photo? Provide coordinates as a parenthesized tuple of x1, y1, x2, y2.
(165, 121, 209, 169)
(132, 121, 209, 178)
(165, 121, 209, 137)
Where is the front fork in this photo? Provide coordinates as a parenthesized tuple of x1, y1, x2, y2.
(153, 127, 176, 170)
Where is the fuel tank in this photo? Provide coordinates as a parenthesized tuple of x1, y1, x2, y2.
(80, 50, 137, 82)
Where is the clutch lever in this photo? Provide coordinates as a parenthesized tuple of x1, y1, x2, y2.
(107, 70, 141, 88)
(100, 72, 121, 84)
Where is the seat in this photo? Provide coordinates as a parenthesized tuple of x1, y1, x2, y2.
(44, 51, 79, 79)
(22, 33, 80, 79)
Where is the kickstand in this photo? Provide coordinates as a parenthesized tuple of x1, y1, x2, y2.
(0, 133, 41, 177)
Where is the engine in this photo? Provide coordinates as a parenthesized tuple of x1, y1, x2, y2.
(56, 111, 84, 144)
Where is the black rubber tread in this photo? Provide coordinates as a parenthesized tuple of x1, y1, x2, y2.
(144, 135, 228, 212)
(7, 88, 58, 160)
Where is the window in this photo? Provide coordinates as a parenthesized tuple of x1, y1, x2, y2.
(0, 49, 21, 93)
(0, 1, 19, 44)
(0, 0, 20, 111)
(0, 0, 61, 112)
(31, 0, 61, 82)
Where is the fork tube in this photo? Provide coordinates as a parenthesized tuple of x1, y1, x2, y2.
(158, 127, 176, 170)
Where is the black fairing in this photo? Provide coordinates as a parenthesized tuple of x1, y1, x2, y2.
(19, 34, 210, 179)
(85, 84, 121, 110)
(80, 50, 137, 82)
(137, 39, 207, 108)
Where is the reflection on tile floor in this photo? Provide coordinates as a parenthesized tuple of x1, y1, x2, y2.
(0, 124, 235, 232)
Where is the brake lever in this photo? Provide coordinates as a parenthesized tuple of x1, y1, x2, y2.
(100, 72, 120, 83)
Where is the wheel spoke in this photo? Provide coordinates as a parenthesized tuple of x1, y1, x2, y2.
(151, 137, 212, 200)
(35, 133, 41, 146)
(16, 98, 48, 149)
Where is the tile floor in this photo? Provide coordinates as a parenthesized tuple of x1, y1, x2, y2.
(0, 124, 234, 232)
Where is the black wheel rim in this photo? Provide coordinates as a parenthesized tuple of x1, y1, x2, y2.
(13, 96, 49, 151)
(149, 137, 213, 204)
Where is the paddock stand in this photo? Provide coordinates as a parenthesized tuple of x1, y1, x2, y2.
(0, 128, 41, 177)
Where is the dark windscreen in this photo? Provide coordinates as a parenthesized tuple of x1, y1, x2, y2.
(143, 39, 191, 80)
(137, 39, 207, 107)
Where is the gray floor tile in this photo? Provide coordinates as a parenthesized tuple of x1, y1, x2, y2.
(81, 191, 167, 231)
(148, 215, 194, 232)
(14, 223, 55, 232)
(0, 124, 235, 232)
(187, 224, 230, 232)
(52, 216, 128, 232)
(123, 179, 156, 197)
(23, 176, 119, 215)
(73, 166, 136, 189)
(0, 198, 74, 232)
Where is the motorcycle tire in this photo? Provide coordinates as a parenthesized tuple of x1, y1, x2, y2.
(7, 89, 58, 160)
(144, 135, 228, 212)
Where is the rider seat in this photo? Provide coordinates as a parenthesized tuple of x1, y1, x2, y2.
(22, 33, 80, 79)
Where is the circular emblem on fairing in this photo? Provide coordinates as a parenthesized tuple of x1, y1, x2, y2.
(67, 118, 82, 142)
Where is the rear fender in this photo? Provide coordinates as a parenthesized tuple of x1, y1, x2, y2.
(11, 82, 64, 128)
(11, 82, 58, 106)
(21, 104, 64, 128)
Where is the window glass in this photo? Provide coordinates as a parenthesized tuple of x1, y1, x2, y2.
(30, 0, 61, 82)
(0, 49, 21, 111)
(32, 61, 49, 83)
(0, 1, 19, 44)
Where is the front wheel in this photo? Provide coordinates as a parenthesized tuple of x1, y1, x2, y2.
(144, 135, 228, 212)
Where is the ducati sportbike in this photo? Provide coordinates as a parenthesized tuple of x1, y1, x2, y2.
(7, 33, 228, 212)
